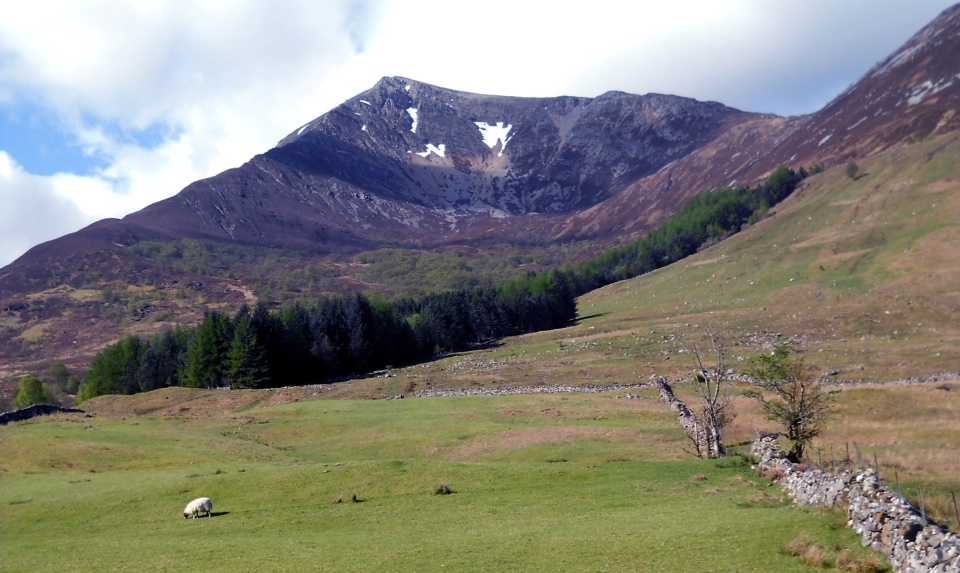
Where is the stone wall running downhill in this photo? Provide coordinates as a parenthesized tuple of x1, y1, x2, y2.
(0, 404, 85, 425)
(654, 377, 708, 455)
(752, 436, 960, 573)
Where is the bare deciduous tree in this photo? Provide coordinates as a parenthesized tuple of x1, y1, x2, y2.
(688, 332, 735, 459)
(746, 342, 833, 462)
(654, 376, 709, 458)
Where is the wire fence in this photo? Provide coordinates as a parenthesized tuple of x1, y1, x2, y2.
(806, 441, 960, 532)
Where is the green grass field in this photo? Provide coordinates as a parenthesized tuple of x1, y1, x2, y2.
(1, 393, 888, 572)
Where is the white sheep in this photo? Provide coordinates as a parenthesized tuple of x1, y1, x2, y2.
(183, 497, 213, 519)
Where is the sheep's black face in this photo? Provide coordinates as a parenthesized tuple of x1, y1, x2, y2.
(184, 513, 189, 519)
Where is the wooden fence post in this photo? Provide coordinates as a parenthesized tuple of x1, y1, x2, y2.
(853, 442, 867, 470)
(919, 486, 927, 527)
(952, 492, 959, 531)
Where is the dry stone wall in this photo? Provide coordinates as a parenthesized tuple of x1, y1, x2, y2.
(654, 377, 708, 456)
(752, 436, 960, 573)
(0, 404, 85, 425)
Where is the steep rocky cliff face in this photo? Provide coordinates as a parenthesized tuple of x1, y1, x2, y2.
(118, 77, 753, 252)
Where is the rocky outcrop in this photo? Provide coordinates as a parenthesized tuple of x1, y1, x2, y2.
(752, 436, 960, 573)
(0, 404, 85, 425)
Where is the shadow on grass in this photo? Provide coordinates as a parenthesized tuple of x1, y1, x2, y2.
(577, 312, 609, 322)
(439, 341, 504, 358)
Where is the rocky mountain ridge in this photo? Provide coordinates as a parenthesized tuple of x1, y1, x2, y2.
(114, 77, 755, 253)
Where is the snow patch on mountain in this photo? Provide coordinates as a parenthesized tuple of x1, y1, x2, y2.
(906, 76, 958, 106)
(416, 143, 446, 158)
(407, 108, 419, 133)
(474, 121, 513, 157)
(871, 42, 927, 79)
(847, 117, 868, 131)
(908, 80, 935, 105)
(656, 159, 678, 173)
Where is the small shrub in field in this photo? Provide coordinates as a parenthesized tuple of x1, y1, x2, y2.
(434, 484, 454, 495)
(784, 535, 886, 572)
(857, 554, 884, 573)
(836, 550, 857, 571)
(800, 544, 827, 568)
(785, 533, 827, 567)
(836, 551, 885, 573)
(784, 533, 813, 556)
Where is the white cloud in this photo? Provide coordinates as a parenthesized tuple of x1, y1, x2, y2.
(0, 152, 98, 263)
(561, 0, 949, 115)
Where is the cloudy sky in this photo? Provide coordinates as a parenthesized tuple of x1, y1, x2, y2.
(0, 0, 954, 268)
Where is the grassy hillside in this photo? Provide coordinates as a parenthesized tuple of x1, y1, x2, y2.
(575, 131, 960, 383)
(2, 391, 890, 573)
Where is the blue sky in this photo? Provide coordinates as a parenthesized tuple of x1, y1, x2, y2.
(0, 0, 955, 267)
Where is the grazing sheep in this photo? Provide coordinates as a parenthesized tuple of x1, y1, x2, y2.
(183, 497, 213, 519)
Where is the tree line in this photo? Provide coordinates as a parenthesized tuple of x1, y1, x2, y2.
(76, 165, 805, 402)
(573, 164, 803, 289)
(77, 269, 578, 400)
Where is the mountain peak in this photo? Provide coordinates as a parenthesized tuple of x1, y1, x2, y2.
(374, 75, 418, 91)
